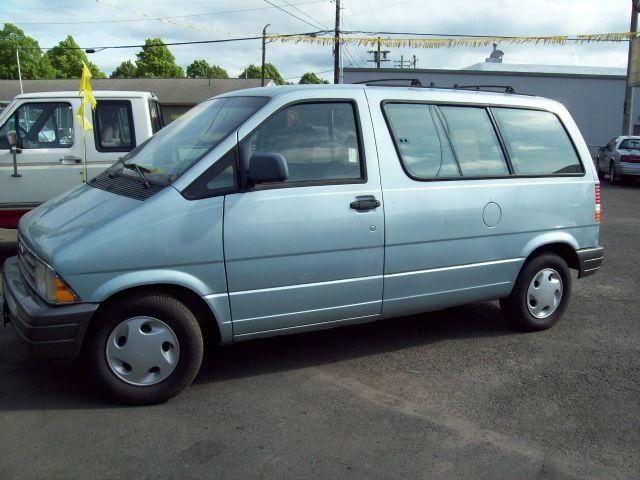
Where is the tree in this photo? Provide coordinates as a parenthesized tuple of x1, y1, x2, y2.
(0, 23, 57, 79)
(186, 59, 229, 79)
(299, 72, 329, 84)
(45, 35, 105, 78)
(135, 38, 184, 78)
(110, 60, 137, 78)
(238, 63, 285, 85)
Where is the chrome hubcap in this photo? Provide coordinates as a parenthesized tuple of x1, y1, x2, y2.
(106, 317, 180, 386)
(527, 268, 563, 319)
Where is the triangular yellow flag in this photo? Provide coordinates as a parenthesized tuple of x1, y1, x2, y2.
(76, 61, 96, 131)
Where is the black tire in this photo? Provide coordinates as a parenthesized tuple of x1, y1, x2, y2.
(610, 162, 620, 185)
(500, 253, 572, 332)
(83, 293, 203, 405)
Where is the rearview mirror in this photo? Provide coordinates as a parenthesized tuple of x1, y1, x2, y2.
(7, 130, 18, 148)
(247, 153, 289, 184)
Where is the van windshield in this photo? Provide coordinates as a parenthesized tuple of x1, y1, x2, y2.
(116, 96, 269, 184)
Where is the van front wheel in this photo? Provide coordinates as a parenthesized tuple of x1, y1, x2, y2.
(83, 293, 204, 405)
(500, 253, 571, 331)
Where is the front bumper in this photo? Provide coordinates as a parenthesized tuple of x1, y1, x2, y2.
(577, 246, 604, 279)
(2, 256, 98, 360)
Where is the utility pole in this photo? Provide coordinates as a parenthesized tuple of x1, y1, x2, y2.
(16, 50, 23, 94)
(367, 37, 390, 68)
(623, 1, 640, 135)
(333, 0, 341, 84)
(261, 24, 270, 87)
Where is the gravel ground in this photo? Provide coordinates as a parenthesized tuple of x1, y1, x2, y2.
(0, 182, 638, 479)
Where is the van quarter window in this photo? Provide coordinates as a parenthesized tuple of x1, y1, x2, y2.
(0, 102, 74, 149)
(383, 103, 460, 179)
(492, 108, 583, 175)
(246, 102, 363, 184)
(438, 106, 510, 177)
(94, 100, 136, 152)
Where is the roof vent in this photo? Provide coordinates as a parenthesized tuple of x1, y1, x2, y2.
(486, 43, 504, 63)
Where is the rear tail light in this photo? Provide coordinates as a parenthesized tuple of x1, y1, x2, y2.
(620, 154, 640, 163)
(595, 183, 601, 223)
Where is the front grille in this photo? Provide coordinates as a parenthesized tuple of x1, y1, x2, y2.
(90, 171, 165, 201)
(17, 238, 37, 289)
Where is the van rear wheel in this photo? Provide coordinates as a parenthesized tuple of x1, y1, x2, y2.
(500, 253, 571, 331)
(83, 293, 203, 405)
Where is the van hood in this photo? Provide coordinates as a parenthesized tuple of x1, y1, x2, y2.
(19, 183, 142, 264)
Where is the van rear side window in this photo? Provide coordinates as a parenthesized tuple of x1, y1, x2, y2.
(492, 108, 583, 175)
(383, 103, 459, 178)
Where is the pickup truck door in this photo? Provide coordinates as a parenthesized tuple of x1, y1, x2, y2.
(0, 99, 84, 210)
(223, 92, 384, 339)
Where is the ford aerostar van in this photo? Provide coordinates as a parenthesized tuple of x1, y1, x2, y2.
(2, 84, 604, 404)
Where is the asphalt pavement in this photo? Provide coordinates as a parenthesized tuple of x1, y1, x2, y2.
(0, 182, 638, 479)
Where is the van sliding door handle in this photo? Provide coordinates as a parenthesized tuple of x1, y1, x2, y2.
(350, 195, 380, 211)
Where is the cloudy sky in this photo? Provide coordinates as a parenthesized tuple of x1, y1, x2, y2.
(3, 0, 634, 81)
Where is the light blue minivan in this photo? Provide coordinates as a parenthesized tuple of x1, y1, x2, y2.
(2, 85, 604, 404)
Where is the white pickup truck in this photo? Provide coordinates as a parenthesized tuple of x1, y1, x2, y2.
(0, 91, 164, 228)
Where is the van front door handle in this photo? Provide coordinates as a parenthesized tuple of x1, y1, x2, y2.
(350, 195, 380, 211)
(59, 155, 82, 164)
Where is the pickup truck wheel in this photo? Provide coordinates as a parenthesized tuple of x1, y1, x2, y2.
(500, 253, 571, 332)
(83, 293, 203, 405)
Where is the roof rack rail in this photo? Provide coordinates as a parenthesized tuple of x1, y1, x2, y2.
(453, 84, 516, 94)
(354, 78, 425, 87)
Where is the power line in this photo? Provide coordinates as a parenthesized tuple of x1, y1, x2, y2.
(263, 0, 328, 30)
(280, 0, 329, 30)
(7, 0, 329, 25)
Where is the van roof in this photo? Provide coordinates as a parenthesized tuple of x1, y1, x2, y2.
(217, 84, 562, 109)
(14, 91, 156, 100)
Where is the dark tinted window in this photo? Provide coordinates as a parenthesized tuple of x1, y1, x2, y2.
(439, 106, 509, 176)
(0, 102, 73, 149)
(493, 108, 582, 175)
(246, 102, 362, 183)
(94, 100, 135, 152)
(384, 103, 459, 178)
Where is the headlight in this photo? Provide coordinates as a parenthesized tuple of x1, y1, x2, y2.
(34, 260, 77, 304)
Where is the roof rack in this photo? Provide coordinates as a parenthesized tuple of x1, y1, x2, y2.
(353, 79, 522, 95)
(453, 84, 516, 93)
(354, 78, 425, 87)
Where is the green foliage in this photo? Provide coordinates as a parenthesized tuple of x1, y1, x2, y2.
(0, 23, 56, 79)
(298, 72, 329, 84)
(238, 63, 285, 85)
(44, 35, 105, 78)
(110, 60, 138, 78)
(136, 38, 184, 78)
(186, 59, 229, 79)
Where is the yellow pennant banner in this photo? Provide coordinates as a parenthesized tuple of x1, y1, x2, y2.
(266, 31, 640, 49)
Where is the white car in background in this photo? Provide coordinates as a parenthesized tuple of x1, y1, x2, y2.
(596, 135, 640, 185)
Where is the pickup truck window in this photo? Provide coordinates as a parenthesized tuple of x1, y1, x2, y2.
(245, 101, 363, 184)
(149, 100, 163, 133)
(383, 103, 460, 179)
(0, 102, 73, 149)
(492, 108, 582, 175)
(94, 100, 135, 152)
(118, 96, 268, 184)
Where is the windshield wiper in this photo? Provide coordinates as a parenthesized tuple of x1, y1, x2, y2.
(123, 162, 151, 188)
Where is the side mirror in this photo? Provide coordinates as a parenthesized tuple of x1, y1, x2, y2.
(7, 130, 18, 148)
(247, 153, 289, 184)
